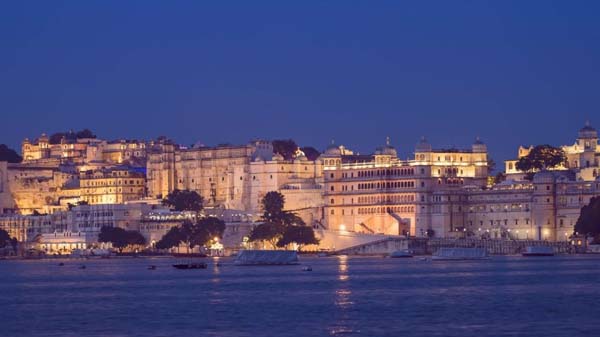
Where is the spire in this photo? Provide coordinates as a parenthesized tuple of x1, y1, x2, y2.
(386, 136, 391, 146)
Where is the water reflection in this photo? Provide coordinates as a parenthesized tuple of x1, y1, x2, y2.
(330, 255, 357, 335)
(338, 255, 349, 282)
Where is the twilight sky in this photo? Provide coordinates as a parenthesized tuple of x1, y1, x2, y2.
(1, 1, 599, 165)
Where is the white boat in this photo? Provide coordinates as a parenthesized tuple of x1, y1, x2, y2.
(522, 246, 554, 256)
(389, 250, 413, 258)
(234, 250, 299, 266)
(432, 248, 488, 260)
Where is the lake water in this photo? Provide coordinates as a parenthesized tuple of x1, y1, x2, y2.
(2, 255, 600, 337)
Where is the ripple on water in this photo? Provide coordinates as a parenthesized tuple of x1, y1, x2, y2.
(2, 255, 600, 337)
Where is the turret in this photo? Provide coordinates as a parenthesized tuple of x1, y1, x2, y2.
(472, 137, 487, 153)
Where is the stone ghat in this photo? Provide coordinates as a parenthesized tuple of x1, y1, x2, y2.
(418, 238, 575, 255)
(335, 237, 577, 255)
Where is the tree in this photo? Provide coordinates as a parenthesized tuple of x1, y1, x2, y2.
(261, 191, 286, 223)
(249, 191, 317, 249)
(272, 139, 298, 160)
(49, 132, 67, 144)
(197, 217, 226, 242)
(0, 144, 22, 163)
(249, 221, 286, 249)
(156, 217, 226, 252)
(487, 159, 496, 174)
(516, 145, 566, 173)
(98, 226, 146, 252)
(0, 229, 12, 248)
(300, 146, 321, 161)
(162, 189, 204, 213)
(277, 225, 319, 250)
(155, 227, 184, 250)
(574, 196, 600, 243)
(494, 172, 507, 184)
(75, 129, 96, 139)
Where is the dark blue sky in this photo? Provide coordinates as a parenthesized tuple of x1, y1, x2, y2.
(1, 1, 599, 164)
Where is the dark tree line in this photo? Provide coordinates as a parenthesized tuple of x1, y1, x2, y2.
(575, 196, 600, 243)
(162, 189, 204, 213)
(155, 217, 226, 251)
(271, 139, 320, 161)
(516, 145, 566, 180)
(0, 144, 22, 163)
(0, 229, 18, 253)
(98, 226, 146, 252)
(48, 129, 96, 144)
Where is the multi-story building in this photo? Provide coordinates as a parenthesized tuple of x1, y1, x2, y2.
(79, 168, 145, 204)
(322, 137, 489, 236)
(505, 122, 600, 181)
(432, 170, 600, 242)
(0, 161, 12, 213)
(146, 140, 323, 223)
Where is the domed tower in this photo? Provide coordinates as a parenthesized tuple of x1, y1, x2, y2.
(374, 137, 397, 165)
(319, 140, 343, 168)
(531, 171, 557, 241)
(471, 137, 488, 178)
(472, 136, 487, 153)
(375, 136, 398, 157)
(577, 121, 598, 168)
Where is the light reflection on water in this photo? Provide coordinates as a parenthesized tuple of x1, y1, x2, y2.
(2, 255, 600, 337)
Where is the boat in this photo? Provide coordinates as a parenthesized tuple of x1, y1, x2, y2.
(148, 265, 157, 270)
(522, 246, 554, 257)
(172, 262, 208, 269)
(234, 250, 299, 266)
(389, 250, 413, 258)
(432, 248, 488, 261)
(302, 266, 313, 271)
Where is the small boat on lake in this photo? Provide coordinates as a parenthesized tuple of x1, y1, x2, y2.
(522, 246, 554, 257)
(172, 262, 208, 270)
(389, 250, 413, 258)
(432, 248, 488, 261)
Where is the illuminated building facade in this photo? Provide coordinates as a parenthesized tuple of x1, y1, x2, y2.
(80, 168, 145, 204)
(146, 140, 323, 223)
(322, 137, 489, 236)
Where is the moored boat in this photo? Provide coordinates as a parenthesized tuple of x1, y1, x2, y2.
(522, 246, 554, 257)
(389, 250, 413, 258)
(172, 262, 208, 269)
(234, 250, 299, 266)
(432, 248, 488, 261)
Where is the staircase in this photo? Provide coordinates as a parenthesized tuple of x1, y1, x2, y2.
(359, 222, 375, 234)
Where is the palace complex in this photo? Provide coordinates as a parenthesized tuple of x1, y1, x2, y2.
(1, 123, 600, 252)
